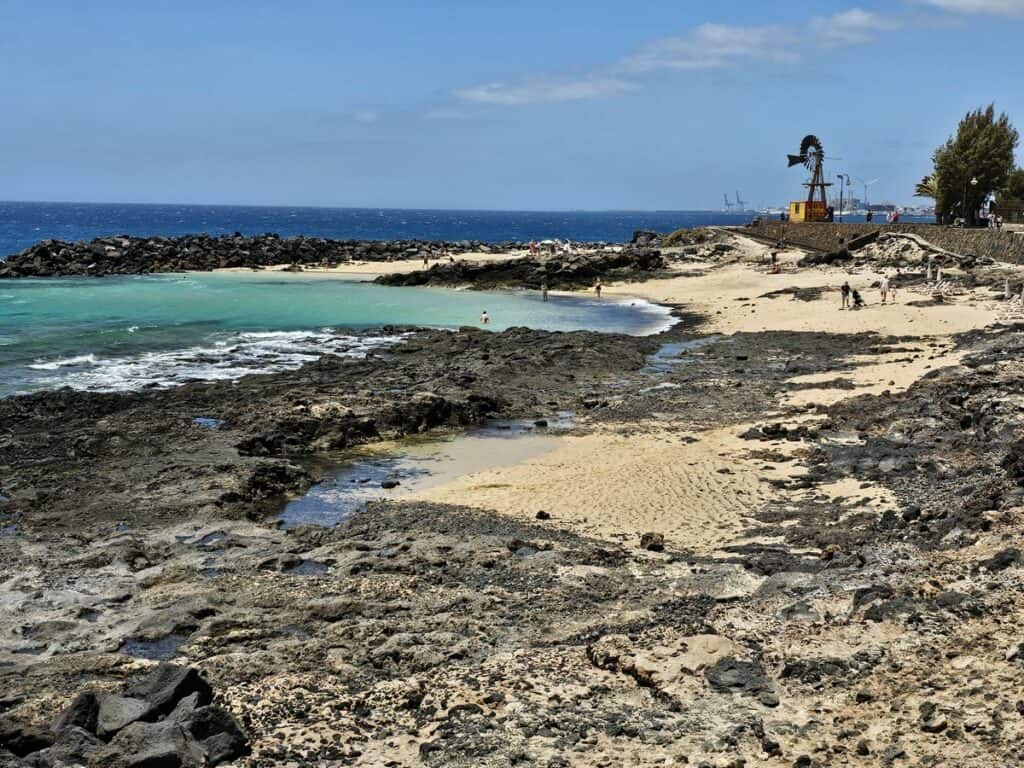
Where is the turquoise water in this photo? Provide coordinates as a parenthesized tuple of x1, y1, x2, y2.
(0, 272, 671, 395)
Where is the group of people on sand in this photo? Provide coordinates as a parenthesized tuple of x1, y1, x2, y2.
(840, 274, 896, 310)
(528, 239, 574, 257)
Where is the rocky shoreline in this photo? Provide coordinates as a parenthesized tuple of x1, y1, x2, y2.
(0, 234, 517, 278)
(2, 232, 1024, 766)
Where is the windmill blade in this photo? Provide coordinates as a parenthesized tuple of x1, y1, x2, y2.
(787, 154, 806, 168)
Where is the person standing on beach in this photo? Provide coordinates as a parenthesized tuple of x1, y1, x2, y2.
(879, 274, 890, 304)
(541, 281, 549, 302)
(595, 278, 602, 298)
(841, 281, 851, 309)
(529, 240, 537, 257)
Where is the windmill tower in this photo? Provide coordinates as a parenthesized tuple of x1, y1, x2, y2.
(787, 135, 832, 222)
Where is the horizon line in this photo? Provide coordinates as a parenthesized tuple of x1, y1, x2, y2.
(0, 199, 919, 214)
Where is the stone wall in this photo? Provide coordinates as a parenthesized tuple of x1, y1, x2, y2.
(745, 221, 1024, 262)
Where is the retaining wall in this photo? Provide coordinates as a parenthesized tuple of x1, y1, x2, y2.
(745, 221, 1024, 262)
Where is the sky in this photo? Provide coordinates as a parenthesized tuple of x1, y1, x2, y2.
(1, 0, 1022, 210)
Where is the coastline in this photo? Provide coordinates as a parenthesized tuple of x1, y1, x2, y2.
(3, 228, 1024, 765)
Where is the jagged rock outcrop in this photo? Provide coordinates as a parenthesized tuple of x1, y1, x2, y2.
(376, 248, 666, 289)
(1, 664, 246, 767)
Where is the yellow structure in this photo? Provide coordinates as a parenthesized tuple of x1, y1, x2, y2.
(788, 200, 829, 222)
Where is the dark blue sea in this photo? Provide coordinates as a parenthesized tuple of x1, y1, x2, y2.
(0, 201, 920, 258)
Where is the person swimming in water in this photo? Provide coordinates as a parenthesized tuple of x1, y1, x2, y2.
(480, 310, 490, 324)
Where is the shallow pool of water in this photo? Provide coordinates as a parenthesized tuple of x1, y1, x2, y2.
(641, 336, 724, 375)
(120, 635, 187, 661)
(279, 414, 573, 528)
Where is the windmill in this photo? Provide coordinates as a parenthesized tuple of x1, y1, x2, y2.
(735, 190, 747, 210)
(787, 134, 832, 222)
(855, 177, 880, 208)
(723, 193, 734, 211)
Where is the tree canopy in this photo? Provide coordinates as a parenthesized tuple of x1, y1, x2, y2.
(1003, 168, 1024, 203)
(930, 104, 1018, 223)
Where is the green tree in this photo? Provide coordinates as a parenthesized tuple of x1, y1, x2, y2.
(914, 174, 940, 200)
(931, 104, 1018, 225)
(1002, 168, 1024, 202)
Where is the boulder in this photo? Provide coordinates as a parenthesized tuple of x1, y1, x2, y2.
(107, 719, 202, 768)
(178, 706, 247, 764)
(22, 726, 102, 767)
(51, 692, 99, 735)
(704, 658, 778, 707)
(0, 719, 53, 758)
(639, 532, 665, 552)
(96, 696, 157, 740)
(123, 664, 212, 717)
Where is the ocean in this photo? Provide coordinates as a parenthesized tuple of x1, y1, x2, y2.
(0, 201, 923, 258)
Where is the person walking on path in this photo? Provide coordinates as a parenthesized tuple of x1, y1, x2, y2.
(841, 281, 851, 309)
(879, 274, 891, 304)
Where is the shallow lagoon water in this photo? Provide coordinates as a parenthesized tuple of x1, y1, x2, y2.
(1, 272, 673, 395)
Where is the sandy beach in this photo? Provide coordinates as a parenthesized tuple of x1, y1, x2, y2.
(4, 226, 1024, 767)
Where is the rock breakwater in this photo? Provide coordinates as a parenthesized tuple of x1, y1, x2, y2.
(0, 234, 513, 278)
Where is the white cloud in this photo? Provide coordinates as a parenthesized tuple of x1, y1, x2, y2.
(455, 77, 636, 106)
(919, 0, 1024, 14)
(353, 111, 380, 124)
(620, 23, 796, 73)
(810, 9, 902, 47)
(452, 8, 901, 107)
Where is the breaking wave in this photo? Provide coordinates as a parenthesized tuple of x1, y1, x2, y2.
(26, 329, 405, 393)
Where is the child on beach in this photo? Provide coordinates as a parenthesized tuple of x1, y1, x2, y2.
(480, 310, 489, 324)
(841, 281, 851, 309)
(851, 289, 865, 309)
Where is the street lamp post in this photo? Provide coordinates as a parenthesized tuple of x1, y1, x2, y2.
(836, 174, 849, 223)
(962, 175, 978, 227)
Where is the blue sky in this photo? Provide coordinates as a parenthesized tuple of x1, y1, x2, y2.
(1, 0, 1022, 210)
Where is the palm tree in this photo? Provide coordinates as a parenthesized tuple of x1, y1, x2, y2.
(914, 174, 939, 199)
